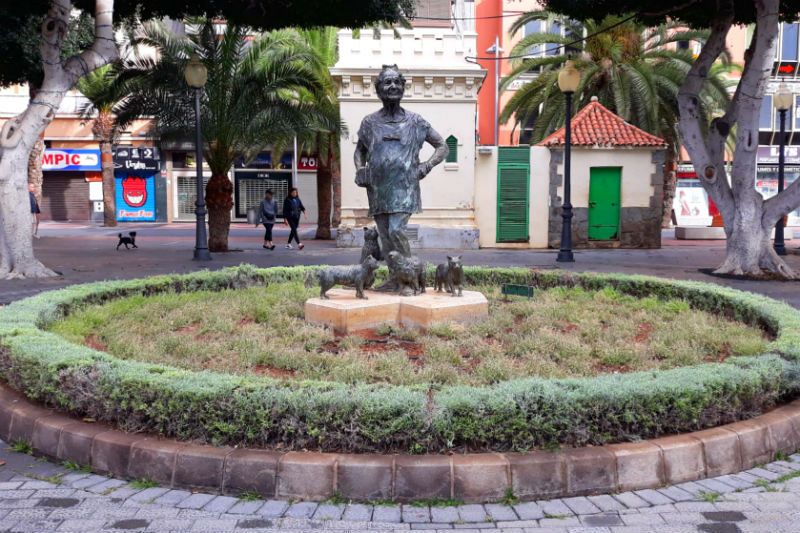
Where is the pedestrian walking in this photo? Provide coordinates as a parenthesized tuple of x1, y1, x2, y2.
(258, 189, 278, 250)
(29, 183, 41, 239)
(282, 187, 306, 249)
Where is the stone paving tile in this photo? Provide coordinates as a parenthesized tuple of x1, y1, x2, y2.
(656, 486, 695, 502)
(200, 495, 239, 513)
(188, 518, 238, 531)
(745, 468, 781, 481)
(133, 505, 181, 518)
(579, 513, 624, 527)
(227, 500, 265, 515)
(175, 493, 216, 510)
(538, 516, 581, 527)
(620, 512, 666, 526)
(0, 482, 23, 490)
(457, 504, 488, 523)
(658, 511, 706, 524)
(19, 480, 59, 490)
(342, 503, 373, 522)
(84, 478, 127, 494)
(612, 492, 650, 509)
(586, 495, 626, 512)
(0, 490, 36, 499)
(715, 475, 756, 490)
(764, 463, 795, 474)
(373, 505, 402, 523)
(68, 474, 107, 490)
(537, 499, 573, 517)
(695, 477, 739, 494)
(105, 486, 143, 500)
(402, 505, 431, 523)
(57, 519, 107, 531)
(283, 501, 318, 519)
(145, 518, 195, 531)
(632, 489, 673, 506)
(638, 504, 677, 514)
(430, 507, 460, 523)
(513, 502, 545, 520)
(410, 522, 454, 529)
(129, 487, 170, 503)
(32, 489, 77, 499)
(561, 497, 601, 515)
(257, 499, 289, 518)
(10, 518, 62, 532)
(152, 489, 192, 506)
(484, 503, 518, 521)
(312, 503, 345, 520)
(0, 498, 39, 509)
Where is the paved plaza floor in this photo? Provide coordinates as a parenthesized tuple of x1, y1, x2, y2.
(1, 222, 800, 532)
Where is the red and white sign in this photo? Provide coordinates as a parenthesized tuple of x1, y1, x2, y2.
(42, 149, 101, 171)
(297, 154, 318, 171)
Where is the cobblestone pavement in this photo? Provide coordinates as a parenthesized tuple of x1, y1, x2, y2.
(0, 441, 800, 532)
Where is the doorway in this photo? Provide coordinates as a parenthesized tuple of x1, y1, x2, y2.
(588, 167, 621, 240)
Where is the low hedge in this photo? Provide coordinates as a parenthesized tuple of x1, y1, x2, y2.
(0, 264, 798, 453)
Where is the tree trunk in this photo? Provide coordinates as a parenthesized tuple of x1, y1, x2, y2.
(315, 144, 333, 240)
(27, 137, 44, 200)
(661, 145, 677, 229)
(205, 173, 233, 252)
(100, 137, 116, 226)
(0, 145, 56, 279)
(331, 151, 342, 229)
(0, 0, 118, 279)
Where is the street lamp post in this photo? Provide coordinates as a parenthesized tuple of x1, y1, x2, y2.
(184, 53, 211, 261)
(773, 83, 793, 257)
(485, 37, 503, 145)
(556, 60, 580, 263)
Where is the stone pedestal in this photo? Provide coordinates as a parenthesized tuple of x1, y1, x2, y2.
(305, 288, 489, 333)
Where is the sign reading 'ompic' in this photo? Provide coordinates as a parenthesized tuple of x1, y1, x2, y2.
(42, 149, 102, 171)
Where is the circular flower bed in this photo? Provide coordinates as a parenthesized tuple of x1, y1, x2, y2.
(0, 265, 798, 454)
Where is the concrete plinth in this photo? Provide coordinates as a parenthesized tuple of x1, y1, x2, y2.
(305, 288, 488, 333)
(676, 226, 794, 240)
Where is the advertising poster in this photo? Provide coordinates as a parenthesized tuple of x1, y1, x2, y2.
(115, 173, 156, 221)
(673, 179, 713, 226)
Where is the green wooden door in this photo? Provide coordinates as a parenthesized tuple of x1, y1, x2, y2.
(588, 167, 621, 240)
(497, 147, 530, 242)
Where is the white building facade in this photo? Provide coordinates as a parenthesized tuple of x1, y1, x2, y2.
(331, 17, 487, 249)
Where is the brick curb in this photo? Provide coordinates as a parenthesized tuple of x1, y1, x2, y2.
(1, 382, 799, 503)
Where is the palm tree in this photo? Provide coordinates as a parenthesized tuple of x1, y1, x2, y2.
(77, 64, 122, 227)
(298, 27, 345, 240)
(114, 20, 336, 251)
(500, 13, 738, 227)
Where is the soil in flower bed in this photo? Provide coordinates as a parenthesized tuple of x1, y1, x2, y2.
(49, 282, 769, 386)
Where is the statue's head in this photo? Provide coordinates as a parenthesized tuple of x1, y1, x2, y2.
(375, 64, 405, 105)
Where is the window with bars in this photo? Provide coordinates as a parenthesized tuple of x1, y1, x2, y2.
(176, 175, 210, 220)
(446, 135, 457, 163)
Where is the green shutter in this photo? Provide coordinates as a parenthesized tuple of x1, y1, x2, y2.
(497, 147, 530, 243)
(446, 135, 457, 163)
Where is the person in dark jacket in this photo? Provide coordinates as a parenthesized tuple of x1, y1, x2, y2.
(29, 183, 41, 239)
(282, 187, 306, 249)
(259, 189, 278, 250)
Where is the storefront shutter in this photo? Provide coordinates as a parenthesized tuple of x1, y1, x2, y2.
(497, 147, 530, 243)
(40, 172, 91, 222)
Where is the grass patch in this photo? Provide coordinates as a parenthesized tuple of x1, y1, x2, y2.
(238, 490, 263, 502)
(61, 461, 92, 473)
(498, 488, 519, 506)
(774, 470, 800, 483)
(129, 479, 159, 490)
(699, 491, 722, 503)
(10, 441, 32, 455)
(50, 283, 769, 386)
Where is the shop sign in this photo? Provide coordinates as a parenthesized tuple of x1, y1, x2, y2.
(42, 149, 101, 171)
(115, 174, 156, 221)
(235, 151, 293, 169)
(113, 146, 160, 171)
(297, 154, 318, 171)
(757, 145, 800, 165)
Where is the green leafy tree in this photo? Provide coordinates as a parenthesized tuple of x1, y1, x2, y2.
(0, 0, 412, 279)
(540, 0, 800, 278)
(77, 65, 123, 227)
(114, 21, 339, 252)
(501, 12, 737, 228)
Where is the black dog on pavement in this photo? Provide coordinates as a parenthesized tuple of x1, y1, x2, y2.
(116, 232, 138, 250)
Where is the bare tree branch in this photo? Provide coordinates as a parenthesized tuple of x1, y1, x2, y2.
(764, 178, 800, 225)
(64, 0, 119, 81)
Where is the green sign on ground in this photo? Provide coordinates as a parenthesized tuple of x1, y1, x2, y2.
(501, 283, 534, 298)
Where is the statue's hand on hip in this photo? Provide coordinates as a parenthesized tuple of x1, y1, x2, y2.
(416, 161, 432, 180)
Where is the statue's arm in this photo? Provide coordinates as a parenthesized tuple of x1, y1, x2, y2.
(419, 125, 448, 179)
(354, 122, 369, 187)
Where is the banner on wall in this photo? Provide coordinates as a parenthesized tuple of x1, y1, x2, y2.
(115, 174, 156, 221)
